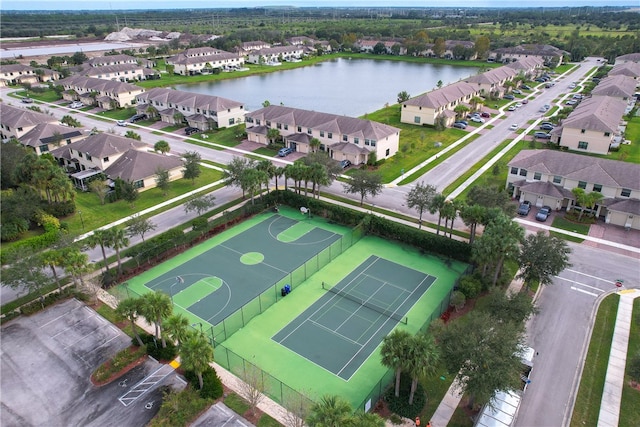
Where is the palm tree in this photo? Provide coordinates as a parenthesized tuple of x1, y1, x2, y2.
(256, 159, 276, 194)
(163, 313, 191, 347)
(406, 333, 439, 405)
(139, 291, 173, 348)
(266, 128, 280, 145)
(586, 191, 604, 218)
(115, 297, 145, 346)
(180, 332, 213, 389)
(106, 227, 129, 275)
(353, 412, 385, 427)
(40, 249, 64, 291)
(429, 193, 447, 235)
(154, 140, 171, 154)
(306, 395, 353, 427)
(62, 249, 91, 288)
(274, 166, 285, 193)
(309, 137, 321, 153)
(87, 229, 112, 274)
(571, 188, 589, 221)
(380, 329, 412, 397)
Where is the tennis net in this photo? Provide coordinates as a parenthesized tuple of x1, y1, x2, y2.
(322, 282, 407, 324)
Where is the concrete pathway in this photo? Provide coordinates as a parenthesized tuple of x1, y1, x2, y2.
(597, 288, 640, 427)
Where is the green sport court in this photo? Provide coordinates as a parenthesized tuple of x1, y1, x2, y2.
(121, 206, 468, 410)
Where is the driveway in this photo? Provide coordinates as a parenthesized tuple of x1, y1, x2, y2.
(0, 299, 185, 426)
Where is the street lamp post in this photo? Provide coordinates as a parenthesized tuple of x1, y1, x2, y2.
(78, 211, 84, 230)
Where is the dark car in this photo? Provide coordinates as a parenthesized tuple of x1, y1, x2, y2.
(129, 113, 147, 123)
(517, 201, 532, 216)
(540, 124, 555, 131)
(21, 97, 33, 103)
(535, 206, 552, 222)
(521, 84, 531, 90)
(481, 111, 491, 118)
(185, 127, 200, 135)
(452, 122, 467, 129)
(533, 132, 551, 139)
(503, 94, 515, 100)
(278, 147, 293, 157)
(340, 159, 352, 169)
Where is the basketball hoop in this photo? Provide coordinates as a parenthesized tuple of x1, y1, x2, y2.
(300, 207, 308, 214)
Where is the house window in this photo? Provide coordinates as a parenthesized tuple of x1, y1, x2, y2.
(354, 137, 359, 145)
(604, 132, 610, 137)
(510, 167, 518, 175)
(414, 116, 420, 124)
(86, 155, 92, 161)
(255, 119, 260, 125)
(342, 134, 348, 142)
(277, 123, 282, 129)
(39, 144, 49, 153)
(17, 127, 23, 132)
(580, 129, 586, 134)
(578, 141, 588, 150)
(593, 184, 602, 192)
(228, 118, 235, 125)
(553, 175, 562, 184)
(103, 157, 109, 162)
(284, 124, 288, 130)
(307, 128, 312, 135)
(319, 144, 325, 151)
(327, 132, 333, 139)
(621, 188, 631, 197)
(133, 180, 144, 189)
(266, 121, 271, 127)
(534, 172, 542, 180)
(320, 131, 324, 137)
(578, 181, 587, 189)
(364, 139, 370, 146)
(519, 168, 527, 177)
(370, 140, 376, 147)
(297, 126, 302, 132)
(246, 117, 254, 123)
(386, 148, 390, 156)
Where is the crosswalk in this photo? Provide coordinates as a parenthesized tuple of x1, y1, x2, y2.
(555, 269, 612, 297)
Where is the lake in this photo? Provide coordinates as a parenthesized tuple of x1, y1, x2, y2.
(175, 57, 479, 117)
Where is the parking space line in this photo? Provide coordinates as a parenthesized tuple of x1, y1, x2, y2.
(119, 364, 176, 406)
(570, 286, 598, 297)
(38, 300, 83, 328)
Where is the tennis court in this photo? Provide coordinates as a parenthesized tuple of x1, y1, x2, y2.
(273, 256, 435, 380)
(125, 211, 342, 327)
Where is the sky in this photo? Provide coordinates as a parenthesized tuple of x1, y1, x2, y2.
(1, 0, 637, 11)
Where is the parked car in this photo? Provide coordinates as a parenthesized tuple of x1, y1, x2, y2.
(503, 94, 515, 100)
(69, 101, 84, 109)
(513, 89, 522, 95)
(573, 94, 583, 99)
(21, 97, 33, 103)
(481, 111, 491, 118)
(533, 132, 551, 139)
(517, 201, 532, 216)
(540, 121, 554, 127)
(184, 126, 200, 135)
(535, 206, 552, 222)
(522, 99, 529, 104)
(509, 123, 519, 131)
(129, 113, 147, 123)
(278, 147, 293, 157)
(116, 120, 128, 127)
(470, 116, 485, 123)
(515, 102, 523, 108)
(539, 124, 554, 131)
(544, 104, 551, 110)
(521, 84, 531, 90)
(452, 122, 467, 129)
(508, 106, 516, 111)
(340, 159, 351, 169)
(569, 83, 577, 89)
(455, 120, 468, 126)
(566, 100, 578, 106)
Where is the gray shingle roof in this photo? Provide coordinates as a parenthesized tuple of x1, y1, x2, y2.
(104, 150, 183, 182)
(167, 51, 241, 66)
(561, 96, 627, 133)
(591, 75, 637, 98)
(508, 150, 640, 190)
(137, 87, 243, 113)
(58, 75, 142, 94)
(609, 62, 640, 78)
(465, 66, 517, 85)
(87, 54, 138, 66)
(0, 104, 58, 128)
(82, 63, 145, 77)
(403, 81, 478, 109)
(615, 53, 640, 63)
(19, 123, 83, 148)
(603, 198, 640, 215)
(245, 105, 399, 141)
(51, 133, 147, 158)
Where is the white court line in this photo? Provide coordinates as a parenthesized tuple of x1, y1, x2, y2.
(307, 318, 362, 347)
(564, 269, 612, 283)
(555, 276, 604, 292)
(571, 286, 598, 297)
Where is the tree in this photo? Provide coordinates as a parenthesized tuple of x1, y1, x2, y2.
(436, 79, 443, 89)
(373, 42, 387, 55)
(155, 167, 170, 196)
(309, 137, 321, 153)
(1, 247, 52, 296)
(518, 232, 571, 289)
(124, 130, 141, 140)
(459, 204, 486, 245)
(86, 228, 112, 274)
(474, 35, 491, 58)
(118, 179, 139, 208)
(485, 287, 537, 324)
(239, 364, 265, 417)
(467, 185, 514, 216)
(154, 140, 170, 154)
(380, 329, 412, 397)
(126, 215, 156, 242)
(40, 248, 66, 292)
(437, 311, 525, 409)
(266, 128, 281, 145)
(106, 227, 129, 275)
(88, 179, 109, 205)
(353, 412, 385, 427)
(586, 191, 604, 218)
(473, 214, 524, 286)
(397, 90, 411, 104)
(163, 313, 191, 347)
(182, 151, 202, 184)
(406, 333, 439, 405)
(240, 167, 269, 204)
(406, 182, 437, 229)
(223, 157, 252, 197)
(184, 194, 216, 216)
(180, 332, 214, 390)
(454, 104, 470, 119)
(428, 193, 447, 235)
(433, 38, 446, 57)
(61, 115, 81, 127)
(306, 395, 353, 427)
(140, 291, 173, 348)
(256, 159, 277, 193)
(62, 249, 91, 289)
(283, 392, 312, 427)
(342, 169, 383, 206)
(450, 290, 466, 312)
(116, 297, 145, 346)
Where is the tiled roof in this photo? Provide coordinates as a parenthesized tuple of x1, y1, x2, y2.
(591, 75, 637, 98)
(104, 150, 183, 182)
(508, 150, 640, 191)
(253, 46, 304, 55)
(19, 123, 82, 148)
(494, 44, 567, 57)
(87, 54, 138, 66)
(561, 96, 627, 133)
(82, 63, 144, 77)
(466, 66, 517, 85)
(167, 51, 241, 66)
(603, 198, 640, 215)
(516, 180, 575, 199)
(246, 105, 399, 141)
(615, 53, 640, 63)
(0, 64, 34, 73)
(137, 87, 243, 113)
(0, 103, 57, 128)
(505, 56, 545, 71)
(609, 62, 640, 78)
(403, 81, 479, 109)
(58, 75, 143, 94)
(50, 133, 147, 158)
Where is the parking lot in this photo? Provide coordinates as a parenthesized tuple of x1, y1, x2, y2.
(0, 299, 185, 426)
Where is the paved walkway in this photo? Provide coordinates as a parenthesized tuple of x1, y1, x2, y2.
(597, 288, 640, 427)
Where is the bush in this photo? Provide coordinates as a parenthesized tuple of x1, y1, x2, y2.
(191, 217, 208, 231)
(629, 351, 640, 383)
(148, 387, 210, 427)
(384, 373, 426, 419)
(42, 200, 76, 217)
(92, 346, 146, 384)
(458, 275, 483, 299)
(139, 333, 179, 361)
(184, 366, 224, 399)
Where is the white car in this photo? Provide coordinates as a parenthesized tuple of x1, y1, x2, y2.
(470, 116, 485, 123)
(69, 101, 84, 109)
(116, 120, 128, 127)
(515, 102, 523, 108)
(509, 124, 519, 131)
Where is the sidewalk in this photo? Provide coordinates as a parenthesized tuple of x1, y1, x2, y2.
(597, 288, 640, 427)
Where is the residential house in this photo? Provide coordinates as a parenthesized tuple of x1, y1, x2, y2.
(615, 53, 640, 64)
(287, 36, 332, 53)
(443, 40, 476, 60)
(57, 75, 144, 109)
(80, 63, 160, 82)
(464, 66, 518, 97)
(490, 44, 567, 66)
(608, 62, 640, 81)
(507, 149, 640, 230)
(86, 54, 153, 68)
(400, 81, 481, 126)
(166, 49, 244, 75)
(0, 64, 38, 85)
(49, 133, 183, 191)
(38, 68, 63, 83)
(0, 103, 58, 140)
(591, 75, 638, 101)
(246, 46, 305, 64)
(18, 123, 84, 155)
(355, 39, 406, 55)
(504, 56, 545, 79)
(236, 40, 271, 55)
(550, 96, 627, 155)
(135, 87, 245, 129)
(244, 105, 400, 165)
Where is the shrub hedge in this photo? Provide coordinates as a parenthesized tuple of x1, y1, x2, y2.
(184, 366, 224, 399)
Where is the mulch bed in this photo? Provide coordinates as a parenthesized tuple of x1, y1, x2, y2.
(90, 347, 148, 387)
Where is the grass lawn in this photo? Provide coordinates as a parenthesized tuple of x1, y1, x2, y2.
(14, 88, 62, 103)
(620, 298, 640, 427)
(570, 294, 619, 427)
